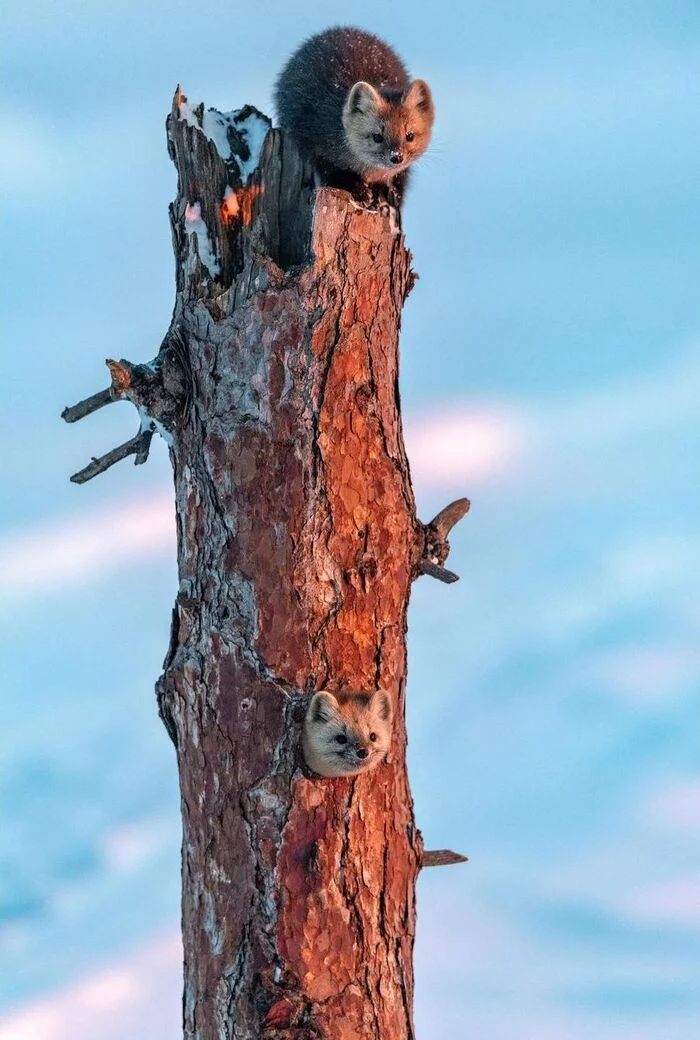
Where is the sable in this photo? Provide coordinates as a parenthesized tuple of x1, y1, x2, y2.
(275, 26, 435, 207)
(69, 428, 154, 485)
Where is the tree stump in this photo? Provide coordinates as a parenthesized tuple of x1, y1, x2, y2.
(63, 89, 468, 1040)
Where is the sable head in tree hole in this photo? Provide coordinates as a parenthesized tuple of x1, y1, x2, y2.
(302, 689, 393, 777)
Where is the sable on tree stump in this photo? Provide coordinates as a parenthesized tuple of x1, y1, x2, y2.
(64, 89, 468, 1040)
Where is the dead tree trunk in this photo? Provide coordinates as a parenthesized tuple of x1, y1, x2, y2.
(64, 90, 467, 1040)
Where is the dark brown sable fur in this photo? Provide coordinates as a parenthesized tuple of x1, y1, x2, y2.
(274, 26, 434, 206)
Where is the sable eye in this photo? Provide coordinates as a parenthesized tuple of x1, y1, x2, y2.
(372, 132, 383, 144)
(369, 732, 377, 742)
(405, 131, 415, 142)
(335, 734, 348, 745)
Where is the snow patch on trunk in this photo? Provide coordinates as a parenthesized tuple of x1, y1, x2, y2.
(184, 202, 220, 278)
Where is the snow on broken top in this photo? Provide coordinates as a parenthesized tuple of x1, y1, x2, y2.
(175, 95, 271, 275)
(176, 96, 271, 182)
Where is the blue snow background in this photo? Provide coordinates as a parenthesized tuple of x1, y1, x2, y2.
(2, 1, 699, 1037)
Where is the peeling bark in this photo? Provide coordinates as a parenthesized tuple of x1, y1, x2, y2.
(64, 89, 468, 1039)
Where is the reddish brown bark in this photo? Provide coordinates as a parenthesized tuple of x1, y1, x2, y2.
(63, 89, 467, 1039)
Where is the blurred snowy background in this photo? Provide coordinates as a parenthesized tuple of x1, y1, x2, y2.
(2, 1, 699, 1037)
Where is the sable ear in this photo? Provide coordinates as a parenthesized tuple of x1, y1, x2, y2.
(308, 691, 339, 724)
(370, 689, 393, 723)
(346, 80, 383, 116)
(403, 79, 434, 117)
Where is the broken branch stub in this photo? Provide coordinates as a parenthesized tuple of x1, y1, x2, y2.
(415, 496, 471, 582)
(422, 849, 469, 868)
(65, 87, 470, 1039)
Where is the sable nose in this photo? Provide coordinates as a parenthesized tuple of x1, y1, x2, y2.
(390, 152, 403, 165)
(356, 748, 369, 760)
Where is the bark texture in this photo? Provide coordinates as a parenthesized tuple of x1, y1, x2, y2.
(63, 89, 467, 1040)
